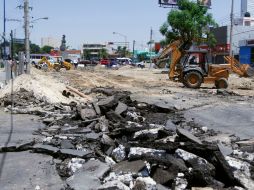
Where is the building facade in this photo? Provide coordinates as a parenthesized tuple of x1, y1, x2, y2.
(241, 0, 254, 16)
(210, 25, 254, 63)
(83, 44, 107, 59)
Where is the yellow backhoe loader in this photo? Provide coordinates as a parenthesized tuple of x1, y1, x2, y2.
(166, 40, 254, 89)
(36, 57, 72, 72)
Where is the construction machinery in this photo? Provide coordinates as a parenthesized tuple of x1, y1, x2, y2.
(155, 40, 182, 68)
(166, 40, 254, 89)
(36, 57, 72, 71)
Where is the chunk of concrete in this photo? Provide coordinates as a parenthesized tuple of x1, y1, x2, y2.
(133, 177, 157, 190)
(103, 172, 133, 186)
(128, 147, 166, 160)
(176, 149, 216, 186)
(176, 127, 203, 145)
(80, 108, 97, 120)
(226, 156, 254, 190)
(98, 180, 130, 190)
(67, 172, 101, 190)
(112, 144, 126, 162)
(133, 127, 163, 140)
(115, 102, 128, 115)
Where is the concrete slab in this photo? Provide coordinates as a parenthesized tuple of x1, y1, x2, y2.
(130, 92, 218, 111)
(0, 109, 44, 146)
(184, 102, 254, 139)
(0, 151, 65, 190)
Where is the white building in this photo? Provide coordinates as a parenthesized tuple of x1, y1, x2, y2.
(41, 37, 60, 48)
(241, 0, 254, 17)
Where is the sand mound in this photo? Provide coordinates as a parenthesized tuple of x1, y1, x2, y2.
(0, 69, 73, 104)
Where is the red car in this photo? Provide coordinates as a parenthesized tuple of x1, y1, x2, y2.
(100, 59, 110, 65)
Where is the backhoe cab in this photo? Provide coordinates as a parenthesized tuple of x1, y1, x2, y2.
(179, 51, 230, 89)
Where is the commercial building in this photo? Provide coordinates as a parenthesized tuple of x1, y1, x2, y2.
(241, 0, 254, 17)
(83, 44, 107, 59)
(210, 25, 254, 63)
(41, 37, 60, 48)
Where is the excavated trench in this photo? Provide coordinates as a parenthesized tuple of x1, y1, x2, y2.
(0, 87, 254, 189)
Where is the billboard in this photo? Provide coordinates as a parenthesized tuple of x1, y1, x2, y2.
(158, 0, 178, 6)
(198, 0, 211, 7)
(158, 0, 211, 7)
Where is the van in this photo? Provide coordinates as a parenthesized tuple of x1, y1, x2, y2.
(116, 57, 132, 65)
(30, 54, 50, 64)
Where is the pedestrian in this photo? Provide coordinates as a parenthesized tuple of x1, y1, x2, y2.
(74, 59, 78, 69)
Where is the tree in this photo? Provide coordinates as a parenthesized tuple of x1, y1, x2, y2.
(98, 48, 108, 59)
(160, 0, 218, 48)
(116, 46, 128, 57)
(30, 43, 41, 54)
(41, 45, 54, 54)
(83, 49, 91, 60)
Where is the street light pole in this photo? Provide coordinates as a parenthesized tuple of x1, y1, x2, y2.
(229, 0, 234, 57)
(24, 0, 30, 74)
(113, 32, 127, 49)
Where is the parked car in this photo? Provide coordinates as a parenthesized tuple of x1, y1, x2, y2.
(79, 60, 98, 66)
(100, 59, 110, 65)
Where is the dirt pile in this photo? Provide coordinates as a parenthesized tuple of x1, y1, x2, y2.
(0, 69, 76, 104)
(1, 86, 254, 190)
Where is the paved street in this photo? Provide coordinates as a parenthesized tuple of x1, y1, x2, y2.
(0, 109, 64, 190)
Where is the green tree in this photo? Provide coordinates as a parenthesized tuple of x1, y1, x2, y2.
(83, 49, 91, 60)
(116, 46, 128, 57)
(30, 43, 41, 54)
(160, 0, 218, 47)
(40, 45, 54, 54)
(98, 48, 108, 59)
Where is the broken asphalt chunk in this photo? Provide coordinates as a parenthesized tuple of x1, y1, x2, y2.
(98, 180, 130, 190)
(112, 160, 146, 174)
(115, 101, 128, 115)
(59, 149, 93, 159)
(80, 108, 97, 120)
(81, 159, 110, 179)
(176, 127, 203, 145)
(33, 144, 59, 155)
(66, 172, 101, 190)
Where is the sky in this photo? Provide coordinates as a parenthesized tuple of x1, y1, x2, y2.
(0, 0, 241, 50)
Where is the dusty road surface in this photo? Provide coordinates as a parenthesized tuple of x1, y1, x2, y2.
(49, 65, 254, 138)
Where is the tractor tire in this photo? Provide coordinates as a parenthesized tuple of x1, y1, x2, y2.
(183, 71, 203, 89)
(215, 78, 228, 89)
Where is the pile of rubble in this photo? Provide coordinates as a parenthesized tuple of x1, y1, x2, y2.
(1, 87, 254, 190)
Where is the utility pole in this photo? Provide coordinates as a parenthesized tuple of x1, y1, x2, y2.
(24, 0, 30, 74)
(149, 28, 153, 68)
(229, 0, 234, 57)
(132, 40, 135, 63)
(3, 0, 6, 60)
(10, 30, 14, 60)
